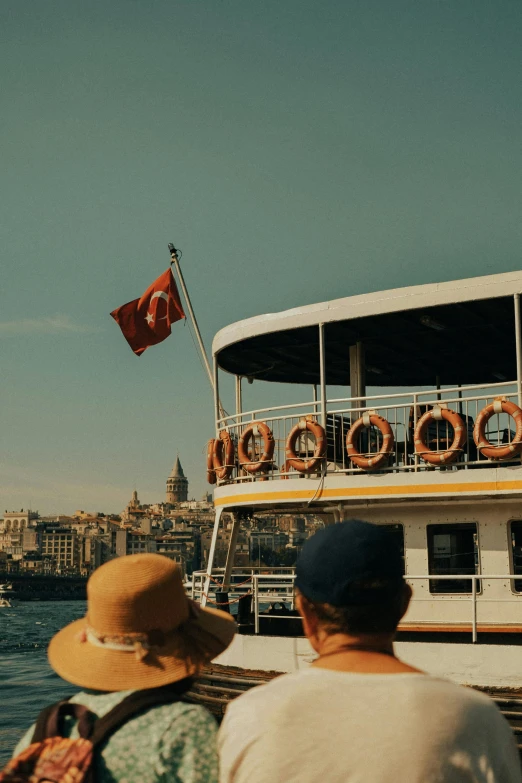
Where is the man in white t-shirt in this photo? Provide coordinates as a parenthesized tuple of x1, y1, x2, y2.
(218, 520, 521, 783)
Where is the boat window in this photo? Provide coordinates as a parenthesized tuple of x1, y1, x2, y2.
(510, 521, 522, 593)
(378, 524, 405, 575)
(427, 523, 478, 594)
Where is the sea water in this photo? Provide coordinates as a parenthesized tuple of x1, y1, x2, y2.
(0, 601, 85, 764)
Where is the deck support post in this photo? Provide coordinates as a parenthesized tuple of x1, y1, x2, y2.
(222, 513, 241, 590)
(201, 506, 223, 607)
(349, 341, 366, 410)
(213, 355, 221, 436)
(319, 323, 327, 430)
(515, 294, 522, 407)
(235, 376, 242, 423)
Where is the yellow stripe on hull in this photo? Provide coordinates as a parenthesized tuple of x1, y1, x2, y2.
(214, 478, 522, 507)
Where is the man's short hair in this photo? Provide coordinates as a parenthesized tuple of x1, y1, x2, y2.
(301, 580, 407, 635)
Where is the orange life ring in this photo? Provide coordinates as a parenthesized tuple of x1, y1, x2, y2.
(346, 413, 394, 470)
(473, 399, 522, 460)
(238, 421, 275, 474)
(206, 439, 216, 484)
(414, 407, 466, 465)
(285, 417, 326, 473)
(213, 430, 235, 480)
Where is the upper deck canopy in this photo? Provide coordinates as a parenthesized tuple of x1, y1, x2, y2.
(213, 271, 522, 386)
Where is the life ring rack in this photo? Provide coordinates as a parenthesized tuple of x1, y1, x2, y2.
(346, 411, 395, 471)
(213, 429, 235, 480)
(414, 406, 466, 465)
(473, 398, 522, 460)
(238, 421, 275, 474)
(285, 416, 326, 474)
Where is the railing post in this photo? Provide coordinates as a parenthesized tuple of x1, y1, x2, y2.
(413, 393, 419, 472)
(319, 323, 327, 430)
(472, 576, 477, 643)
(254, 575, 259, 634)
(515, 294, 522, 407)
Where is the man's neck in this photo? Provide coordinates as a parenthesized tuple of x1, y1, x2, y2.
(312, 634, 421, 674)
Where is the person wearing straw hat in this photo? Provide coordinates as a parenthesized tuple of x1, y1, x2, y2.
(12, 553, 236, 783)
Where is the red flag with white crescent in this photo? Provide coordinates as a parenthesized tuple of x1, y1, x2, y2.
(110, 268, 185, 356)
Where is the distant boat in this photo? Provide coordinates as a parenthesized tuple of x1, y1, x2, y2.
(0, 582, 14, 607)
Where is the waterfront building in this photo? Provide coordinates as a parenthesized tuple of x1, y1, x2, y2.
(80, 533, 112, 575)
(200, 527, 230, 569)
(155, 529, 201, 577)
(113, 528, 157, 557)
(249, 530, 289, 559)
(166, 457, 189, 503)
(19, 554, 54, 574)
(40, 527, 80, 573)
(40, 515, 77, 525)
(1, 509, 38, 533)
(120, 489, 143, 524)
(22, 528, 39, 553)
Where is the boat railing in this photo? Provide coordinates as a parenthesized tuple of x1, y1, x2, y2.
(192, 569, 522, 643)
(214, 380, 520, 483)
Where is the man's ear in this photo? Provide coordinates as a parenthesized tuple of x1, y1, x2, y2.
(296, 592, 318, 641)
(399, 582, 412, 621)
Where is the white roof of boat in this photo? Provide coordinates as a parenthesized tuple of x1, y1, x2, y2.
(213, 270, 522, 355)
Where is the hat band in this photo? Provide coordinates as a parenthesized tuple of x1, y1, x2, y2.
(77, 603, 202, 662)
(81, 624, 166, 662)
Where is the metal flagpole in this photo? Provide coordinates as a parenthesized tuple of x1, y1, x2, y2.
(168, 243, 215, 391)
(168, 243, 227, 597)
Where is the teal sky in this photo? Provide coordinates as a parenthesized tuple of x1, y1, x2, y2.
(2, 0, 522, 514)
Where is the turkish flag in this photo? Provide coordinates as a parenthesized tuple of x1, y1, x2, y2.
(110, 268, 185, 356)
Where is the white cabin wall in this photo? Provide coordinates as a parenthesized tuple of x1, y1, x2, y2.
(338, 499, 522, 626)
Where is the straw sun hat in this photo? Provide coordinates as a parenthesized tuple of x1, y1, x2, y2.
(48, 553, 236, 692)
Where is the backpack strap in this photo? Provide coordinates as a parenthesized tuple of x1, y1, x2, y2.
(31, 678, 193, 750)
(32, 700, 95, 743)
(89, 677, 194, 749)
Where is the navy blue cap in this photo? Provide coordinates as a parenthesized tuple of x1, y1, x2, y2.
(295, 520, 404, 606)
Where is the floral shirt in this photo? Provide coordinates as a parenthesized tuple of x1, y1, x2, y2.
(14, 689, 218, 783)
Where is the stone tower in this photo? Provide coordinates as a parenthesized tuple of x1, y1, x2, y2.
(166, 457, 189, 504)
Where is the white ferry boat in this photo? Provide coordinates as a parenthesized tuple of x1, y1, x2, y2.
(193, 271, 522, 695)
